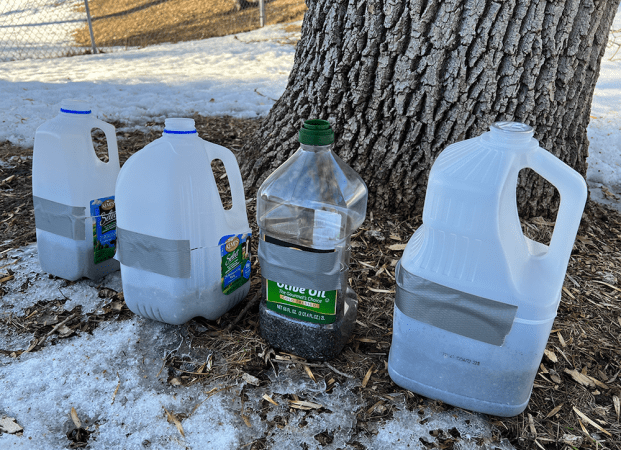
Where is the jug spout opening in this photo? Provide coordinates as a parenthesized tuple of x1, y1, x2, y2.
(490, 122, 534, 143)
(164, 118, 197, 135)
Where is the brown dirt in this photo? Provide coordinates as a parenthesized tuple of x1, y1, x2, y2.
(1, 115, 621, 449)
(73, 0, 307, 49)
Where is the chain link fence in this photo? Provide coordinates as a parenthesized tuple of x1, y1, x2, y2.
(1, 0, 306, 62)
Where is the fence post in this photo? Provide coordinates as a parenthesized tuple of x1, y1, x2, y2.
(259, 0, 266, 27)
(84, 0, 98, 54)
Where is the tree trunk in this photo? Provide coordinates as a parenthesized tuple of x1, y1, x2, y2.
(240, 0, 620, 218)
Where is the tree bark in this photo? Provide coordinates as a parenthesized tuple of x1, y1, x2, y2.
(240, 0, 620, 218)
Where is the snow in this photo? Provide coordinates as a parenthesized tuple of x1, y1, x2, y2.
(0, 1, 620, 448)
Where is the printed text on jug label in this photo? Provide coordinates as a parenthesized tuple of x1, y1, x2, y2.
(266, 281, 336, 324)
(90, 196, 116, 265)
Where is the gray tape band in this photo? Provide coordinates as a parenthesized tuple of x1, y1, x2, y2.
(395, 262, 517, 346)
(258, 239, 341, 291)
(116, 228, 191, 278)
(33, 196, 86, 240)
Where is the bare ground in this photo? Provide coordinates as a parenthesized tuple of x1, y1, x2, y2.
(1, 115, 620, 449)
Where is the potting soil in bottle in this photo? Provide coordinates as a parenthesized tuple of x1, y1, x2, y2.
(257, 119, 368, 360)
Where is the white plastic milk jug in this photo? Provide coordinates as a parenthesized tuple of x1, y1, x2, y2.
(388, 122, 587, 417)
(32, 100, 120, 281)
(115, 118, 252, 325)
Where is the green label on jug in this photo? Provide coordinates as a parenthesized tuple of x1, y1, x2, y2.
(90, 196, 116, 265)
(266, 280, 337, 324)
(220, 233, 251, 295)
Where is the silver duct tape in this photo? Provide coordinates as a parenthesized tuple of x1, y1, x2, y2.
(258, 239, 341, 291)
(116, 228, 191, 278)
(395, 262, 517, 346)
(33, 196, 87, 240)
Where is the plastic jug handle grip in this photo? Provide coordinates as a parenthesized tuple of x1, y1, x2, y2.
(204, 143, 246, 217)
(89, 118, 120, 169)
(526, 147, 587, 269)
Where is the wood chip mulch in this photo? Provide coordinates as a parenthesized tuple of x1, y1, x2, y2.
(1, 115, 620, 449)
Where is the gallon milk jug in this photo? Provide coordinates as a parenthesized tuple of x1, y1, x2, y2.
(388, 122, 587, 416)
(32, 100, 120, 281)
(257, 119, 368, 360)
(115, 118, 251, 325)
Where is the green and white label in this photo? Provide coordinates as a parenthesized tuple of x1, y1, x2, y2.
(266, 281, 337, 324)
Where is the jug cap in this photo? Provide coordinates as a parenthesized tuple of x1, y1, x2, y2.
(299, 119, 334, 146)
(490, 122, 534, 134)
(59, 99, 92, 115)
(163, 118, 197, 135)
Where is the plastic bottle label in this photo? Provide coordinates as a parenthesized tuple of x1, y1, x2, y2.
(265, 281, 337, 324)
(90, 196, 117, 264)
(220, 233, 252, 295)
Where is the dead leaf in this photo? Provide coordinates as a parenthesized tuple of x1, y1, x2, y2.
(549, 369, 562, 384)
(163, 407, 185, 437)
(0, 416, 23, 434)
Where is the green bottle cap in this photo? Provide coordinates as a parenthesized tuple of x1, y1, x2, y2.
(298, 119, 334, 146)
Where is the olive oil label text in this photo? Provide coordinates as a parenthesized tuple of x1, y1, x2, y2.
(220, 233, 252, 295)
(90, 197, 116, 264)
(266, 281, 337, 324)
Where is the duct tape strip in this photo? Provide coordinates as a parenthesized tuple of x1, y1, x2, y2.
(33, 196, 87, 240)
(395, 262, 517, 346)
(116, 228, 191, 278)
(258, 239, 341, 291)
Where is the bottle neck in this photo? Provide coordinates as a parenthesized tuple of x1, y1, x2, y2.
(300, 143, 332, 153)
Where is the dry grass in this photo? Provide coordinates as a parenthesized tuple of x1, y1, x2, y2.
(72, 0, 307, 49)
(1, 115, 620, 449)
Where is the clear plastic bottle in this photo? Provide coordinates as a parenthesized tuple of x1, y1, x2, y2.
(115, 118, 252, 325)
(257, 119, 368, 360)
(32, 99, 120, 281)
(388, 122, 587, 416)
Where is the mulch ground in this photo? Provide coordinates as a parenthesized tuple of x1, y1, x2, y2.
(1, 115, 620, 449)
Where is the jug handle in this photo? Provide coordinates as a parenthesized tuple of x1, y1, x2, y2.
(204, 143, 247, 217)
(525, 147, 587, 270)
(88, 118, 120, 169)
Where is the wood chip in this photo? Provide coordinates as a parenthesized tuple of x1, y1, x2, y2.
(573, 406, 612, 437)
(545, 403, 564, 419)
(564, 368, 596, 388)
(262, 394, 279, 406)
(289, 400, 322, 410)
(0, 275, 13, 284)
(241, 372, 260, 386)
(367, 400, 384, 415)
(111, 373, 121, 405)
(557, 331, 566, 347)
(303, 364, 316, 382)
(543, 349, 557, 363)
(361, 364, 374, 388)
(388, 243, 407, 251)
(367, 288, 395, 293)
(164, 407, 185, 437)
(562, 286, 575, 299)
(614, 395, 620, 422)
(0, 416, 23, 434)
(528, 413, 537, 437)
(70, 407, 81, 429)
(356, 338, 377, 343)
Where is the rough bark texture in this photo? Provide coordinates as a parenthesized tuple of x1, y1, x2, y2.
(240, 0, 620, 218)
